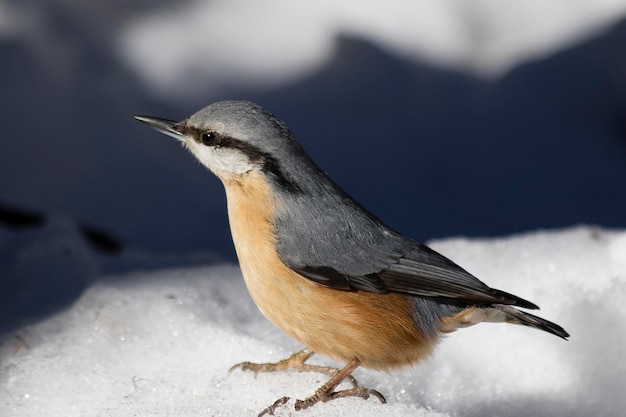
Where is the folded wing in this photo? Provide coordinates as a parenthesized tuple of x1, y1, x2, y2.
(291, 242, 538, 309)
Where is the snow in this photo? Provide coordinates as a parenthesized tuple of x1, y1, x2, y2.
(118, 0, 626, 97)
(2, 224, 625, 417)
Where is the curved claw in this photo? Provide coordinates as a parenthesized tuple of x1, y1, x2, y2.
(228, 361, 260, 377)
(368, 388, 386, 404)
(258, 396, 290, 417)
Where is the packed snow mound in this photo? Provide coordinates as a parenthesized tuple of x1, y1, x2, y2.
(1, 226, 625, 417)
(119, 0, 626, 96)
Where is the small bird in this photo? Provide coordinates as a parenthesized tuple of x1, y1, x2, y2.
(135, 101, 569, 415)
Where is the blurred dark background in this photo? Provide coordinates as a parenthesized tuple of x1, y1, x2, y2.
(2, 3, 625, 257)
(1, 1, 625, 333)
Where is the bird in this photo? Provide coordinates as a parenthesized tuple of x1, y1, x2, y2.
(135, 100, 569, 416)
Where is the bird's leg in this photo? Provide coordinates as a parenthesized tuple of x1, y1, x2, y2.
(229, 347, 358, 387)
(258, 358, 386, 416)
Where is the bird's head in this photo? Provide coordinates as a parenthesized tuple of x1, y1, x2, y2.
(135, 100, 304, 192)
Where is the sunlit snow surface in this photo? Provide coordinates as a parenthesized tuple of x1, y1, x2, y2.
(1, 226, 625, 417)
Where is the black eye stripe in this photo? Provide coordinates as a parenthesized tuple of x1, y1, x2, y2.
(176, 124, 223, 148)
(179, 124, 302, 193)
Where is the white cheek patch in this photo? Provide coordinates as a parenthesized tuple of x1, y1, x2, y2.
(185, 140, 256, 177)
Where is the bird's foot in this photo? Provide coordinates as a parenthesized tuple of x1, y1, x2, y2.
(256, 358, 385, 415)
(294, 385, 386, 411)
(229, 348, 358, 387)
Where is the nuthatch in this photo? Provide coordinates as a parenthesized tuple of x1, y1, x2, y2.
(135, 101, 569, 415)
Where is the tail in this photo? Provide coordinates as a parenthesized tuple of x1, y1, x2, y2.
(494, 304, 570, 340)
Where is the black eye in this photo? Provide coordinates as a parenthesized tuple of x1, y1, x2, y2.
(201, 132, 216, 146)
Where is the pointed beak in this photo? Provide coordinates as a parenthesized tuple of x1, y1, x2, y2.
(134, 115, 184, 141)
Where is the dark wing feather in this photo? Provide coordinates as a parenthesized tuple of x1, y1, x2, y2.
(292, 242, 538, 309)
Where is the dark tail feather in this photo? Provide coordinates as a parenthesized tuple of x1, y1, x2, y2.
(496, 305, 570, 340)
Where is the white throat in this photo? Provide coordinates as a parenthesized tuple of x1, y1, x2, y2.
(184, 139, 256, 178)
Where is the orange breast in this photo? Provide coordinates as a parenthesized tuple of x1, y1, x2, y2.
(224, 172, 439, 370)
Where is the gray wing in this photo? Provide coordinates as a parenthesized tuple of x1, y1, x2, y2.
(289, 242, 538, 309)
(272, 167, 537, 310)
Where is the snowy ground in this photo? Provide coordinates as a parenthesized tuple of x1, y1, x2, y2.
(1, 224, 625, 417)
